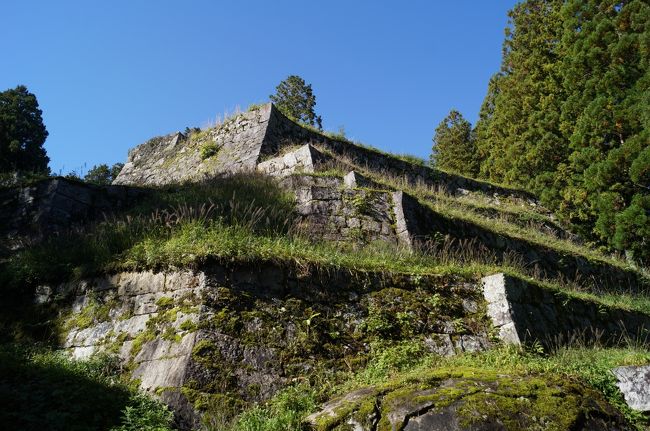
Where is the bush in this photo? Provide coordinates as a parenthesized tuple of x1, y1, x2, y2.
(200, 143, 220, 160)
(226, 384, 316, 431)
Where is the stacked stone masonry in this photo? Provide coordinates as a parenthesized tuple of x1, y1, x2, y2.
(0, 178, 147, 253)
(482, 273, 650, 348)
(48, 263, 491, 429)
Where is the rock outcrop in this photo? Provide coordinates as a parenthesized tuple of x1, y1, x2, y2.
(613, 365, 650, 412)
(306, 369, 632, 431)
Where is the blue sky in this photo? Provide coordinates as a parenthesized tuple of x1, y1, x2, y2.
(2, 1, 517, 176)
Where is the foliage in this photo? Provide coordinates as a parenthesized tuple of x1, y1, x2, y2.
(0, 85, 49, 174)
(431, 109, 479, 176)
(474, 0, 650, 266)
(111, 394, 175, 431)
(200, 142, 220, 160)
(223, 384, 316, 431)
(84, 163, 124, 185)
(270, 75, 323, 129)
(0, 344, 173, 431)
(0, 172, 296, 286)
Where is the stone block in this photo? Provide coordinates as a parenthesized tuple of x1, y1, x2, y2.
(613, 366, 650, 411)
(482, 273, 650, 349)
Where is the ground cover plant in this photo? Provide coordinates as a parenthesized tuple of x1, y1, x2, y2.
(0, 344, 173, 431)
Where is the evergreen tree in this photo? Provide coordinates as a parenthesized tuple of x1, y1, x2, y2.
(558, 0, 650, 262)
(0, 85, 49, 173)
(270, 75, 322, 129)
(431, 110, 478, 177)
(475, 0, 565, 188)
(475, 0, 650, 265)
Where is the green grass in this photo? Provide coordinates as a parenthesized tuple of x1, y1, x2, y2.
(0, 344, 174, 431)
(1, 172, 295, 286)
(328, 155, 642, 273)
(220, 385, 316, 431)
(4, 172, 650, 317)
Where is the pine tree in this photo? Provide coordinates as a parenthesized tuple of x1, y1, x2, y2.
(0, 85, 49, 173)
(475, 0, 565, 189)
(474, 0, 650, 265)
(270, 75, 322, 129)
(559, 0, 650, 262)
(431, 110, 478, 177)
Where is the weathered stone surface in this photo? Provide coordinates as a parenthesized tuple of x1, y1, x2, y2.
(111, 102, 535, 203)
(305, 387, 379, 427)
(0, 177, 147, 252)
(261, 104, 534, 200)
(307, 372, 632, 431)
(257, 144, 334, 177)
(45, 263, 487, 429)
(343, 170, 387, 190)
(114, 105, 273, 186)
(482, 273, 650, 348)
(281, 174, 398, 244)
(613, 365, 650, 411)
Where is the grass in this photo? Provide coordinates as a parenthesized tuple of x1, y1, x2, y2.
(1, 172, 295, 286)
(322, 150, 642, 273)
(4, 150, 650, 428)
(4, 173, 650, 317)
(217, 385, 316, 431)
(0, 344, 174, 431)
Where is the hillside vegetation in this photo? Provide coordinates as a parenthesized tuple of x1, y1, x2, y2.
(1, 1, 649, 430)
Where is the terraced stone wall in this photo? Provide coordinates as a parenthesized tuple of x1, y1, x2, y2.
(483, 273, 650, 348)
(113, 104, 273, 186)
(0, 178, 147, 253)
(43, 262, 491, 429)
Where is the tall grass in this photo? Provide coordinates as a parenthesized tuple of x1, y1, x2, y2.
(1, 173, 296, 286)
(322, 148, 641, 271)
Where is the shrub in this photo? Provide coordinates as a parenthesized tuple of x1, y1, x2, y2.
(200, 142, 220, 160)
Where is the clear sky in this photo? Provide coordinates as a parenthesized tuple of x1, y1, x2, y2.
(2, 1, 517, 176)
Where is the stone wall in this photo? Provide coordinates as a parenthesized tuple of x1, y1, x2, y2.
(111, 102, 534, 205)
(281, 174, 399, 244)
(261, 104, 535, 200)
(113, 104, 273, 186)
(0, 178, 147, 253)
(482, 273, 650, 348)
(280, 172, 644, 291)
(396, 191, 645, 292)
(257, 144, 332, 177)
(45, 262, 491, 429)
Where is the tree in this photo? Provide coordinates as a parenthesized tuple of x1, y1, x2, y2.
(84, 163, 124, 185)
(474, 0, 565, 189)
(270, 75, 322, 129)
(0, 85, 49, 173)
(431, 110, 479, 177)
(474, 0, 650, 265)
